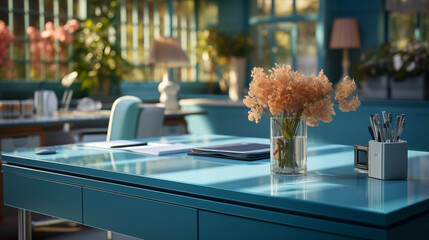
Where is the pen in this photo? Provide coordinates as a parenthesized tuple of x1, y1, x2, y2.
(375, 114, 384, 142)
(396, 119, 405, 141)
(393, 114, 405, 142)
(110, 142, 148, 148)
(393, 115, 400, 142)
(370, 111, 406, 143)
(369, 115, 378, 141)
(397, 114, 405, 141)
(368, 126, 375, 140)
(382, 111, 388, 124)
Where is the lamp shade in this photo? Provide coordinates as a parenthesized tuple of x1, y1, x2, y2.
(329, 18, 361, 49)
(146, 37, 189, 67)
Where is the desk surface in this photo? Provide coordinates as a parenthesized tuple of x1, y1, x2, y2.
(3, 134, 429, 230)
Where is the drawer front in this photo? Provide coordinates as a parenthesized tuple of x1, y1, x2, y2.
(83, 188, 197, 240)
(3, 172, 83, 223)
(199, 211, 356, 240)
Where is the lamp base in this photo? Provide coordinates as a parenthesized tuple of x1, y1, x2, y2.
(341, 49, 350, 81)
(158, 71, 180, 110)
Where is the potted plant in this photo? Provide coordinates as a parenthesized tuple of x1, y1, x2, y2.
(72, 0, 129, 97)
(198, 28, 253, 100)
(389, 41, 429, 100)
(352, 44, 393, 99)
(353, 41, 429, 100)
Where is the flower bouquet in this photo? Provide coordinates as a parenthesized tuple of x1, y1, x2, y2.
(243, 64, 360, 174)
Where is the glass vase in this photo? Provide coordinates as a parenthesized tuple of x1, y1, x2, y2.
(270, 116, 307, 175)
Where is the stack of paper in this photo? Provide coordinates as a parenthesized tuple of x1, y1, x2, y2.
(189, 143, 270, 161)
(123, 143, 193, 156)
(84, 140, 192, 156)
(83, 140, 147, 149)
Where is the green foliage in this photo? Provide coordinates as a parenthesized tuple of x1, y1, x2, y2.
(198, 28, 253, 65)
(213, 30, 253, 59)
(391, 41, 429, 81)
(352, 44, 393, 81)
(72, 0, 128, 96)
(353, 41, 429, 82)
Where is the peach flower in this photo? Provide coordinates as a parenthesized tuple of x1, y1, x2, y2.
(244, 64, 360, 127)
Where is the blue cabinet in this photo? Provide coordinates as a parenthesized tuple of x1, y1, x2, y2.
(83, 188, 198, 240)
(3, 172, 83, 223)
(199, 210, 356, 240)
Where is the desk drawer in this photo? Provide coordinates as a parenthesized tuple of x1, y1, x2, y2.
(199, 211, 355, 240)
(3, 172, 82, 223)
(83, 188, 197, 240)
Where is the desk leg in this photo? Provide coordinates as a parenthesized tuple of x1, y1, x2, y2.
(18, 209, 32, 240)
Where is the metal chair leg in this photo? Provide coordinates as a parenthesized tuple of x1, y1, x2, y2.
(18, 209, 32, 240)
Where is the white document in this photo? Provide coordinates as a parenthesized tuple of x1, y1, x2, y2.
(83, 140, 147, 149)
(123, 142, 193, 156)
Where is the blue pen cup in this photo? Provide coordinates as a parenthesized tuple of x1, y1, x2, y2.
(368, 140, 408, 180)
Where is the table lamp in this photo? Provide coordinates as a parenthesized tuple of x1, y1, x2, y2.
(146, 37, 189, 110)
(60, 71, 78, 111)
(329, 18, 361, 80)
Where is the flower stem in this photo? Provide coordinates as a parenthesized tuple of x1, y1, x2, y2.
(273, 112, 303, 170)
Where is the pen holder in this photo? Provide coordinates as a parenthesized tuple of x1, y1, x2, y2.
(368, 140, 408, 180)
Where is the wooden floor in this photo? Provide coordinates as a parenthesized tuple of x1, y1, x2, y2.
(0, 206, 140, 240)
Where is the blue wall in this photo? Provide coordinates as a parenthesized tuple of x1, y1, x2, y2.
(324, 0, 386, 82)
(182, 100, 429, 151)
(217, 0, 250, 33)
(215, 0, 387, 83)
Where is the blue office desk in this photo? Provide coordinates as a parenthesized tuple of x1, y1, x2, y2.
(2, 135, 429, 239)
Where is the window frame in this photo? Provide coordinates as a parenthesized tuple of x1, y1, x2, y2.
(0, 0, 216, 83)
(386, 11, 429, 46)
(248, 0, 324, 72)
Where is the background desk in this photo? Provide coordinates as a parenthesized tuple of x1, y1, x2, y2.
(0, 110, 111, 151)
(2, 135, 429, 239)
(0, 109, 204, 151)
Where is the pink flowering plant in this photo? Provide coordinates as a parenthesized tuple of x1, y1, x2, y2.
(0, 20, 15, 77)
(27, 20, 79, 78)
(244, 64, 360, 170)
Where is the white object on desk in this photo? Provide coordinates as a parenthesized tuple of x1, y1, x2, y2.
(34, 90, 58, 116)
(84, 141, 192, 156)
(124, 142, 192, 156)
(83, 140, 147, 149)
(368, 140, 408, 180)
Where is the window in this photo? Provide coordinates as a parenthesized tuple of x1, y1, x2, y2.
(0, 0, 85, 81)
(389, 12, 429, 48)
(0, 0, 219, 83)
(118, 0, 198, 82)
(249, 0, 320, 76)
(389, 11, 429, 48)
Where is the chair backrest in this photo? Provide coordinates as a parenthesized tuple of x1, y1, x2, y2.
(106, 96, 166, 141)
(135, 106, 165, 138)
(106, 96, 141, 141)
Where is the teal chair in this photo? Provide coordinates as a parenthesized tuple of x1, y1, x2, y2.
(106, 96, 165, 141)
(106, 96, 141, 141)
